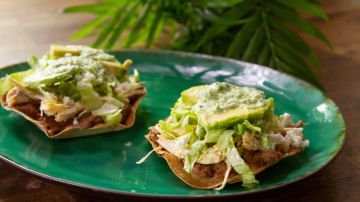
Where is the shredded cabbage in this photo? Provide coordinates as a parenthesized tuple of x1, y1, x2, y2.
(184, 139, 206, 172)
(217, 131, 258, 188)
(103, 110, 123, 126)
(0, 70, 33, 96)
(261, 134, 275, 150)
(214, 160, 232, 190)
(242, 120, 261, 132)
(157, 133, 191, 159)
(77, 81, 103, 110)
(204, 129, 223, 143)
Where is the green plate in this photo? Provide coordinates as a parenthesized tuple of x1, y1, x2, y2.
(0, 50, 345, 198)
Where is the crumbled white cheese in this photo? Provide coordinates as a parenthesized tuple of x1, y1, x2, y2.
(73, 118, 78, 125)
(63, 96, 75, 105)
(269, 133, 290, 145)
(268, 128, 309, 149)
(278, 113, 293, 127)
(284, 128, 309, 148)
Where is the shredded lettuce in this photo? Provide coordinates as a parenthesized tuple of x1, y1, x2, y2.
(55, 80, 78, 98)
(0, 69, 34, 96)
(136, 146, 162, 164)
(130, 69, 140, 84)
(157, 121, 178, 139)
(242, 120, 261, 132)
(28, 56, 39, 69)
(89, 97, 126, 126)
(217, 131, 258, 188)
(157, 98, 198, 139)
(235, 120, 261, 136)
(204, 129, 223, 143)
(236, 123, 246, 136)
(216, 130, 234, 150)
(214, 160, 232, 190)
(103, 110, 123, 126)
(261, 134, 275, 150)
(157, 133, 191, 159)
(24, 64, 79, 88)
(184, 139, 206, 172)
(0, 77, 12, 96)
(77, 81, 103, 110)
(92, 102, 119, 116)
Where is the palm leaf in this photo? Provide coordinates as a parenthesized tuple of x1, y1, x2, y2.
(257, 42, 271, 65)
(63, 3, 111, 14)
(104, 0, 141, 49)
(125, 0, 153, 48)
(274, 0, 328, 21)
(226, 11, 261, 58)
(92, 5, 124, 48)
(63, 0, 331, 88)
(269, 3, 331, 48)
(262, 6, 323, 88)
(70, 9, 115, 39)
(196, 0, 244, 8)
(195, 2, 254, 49)
(268, 14, 323, 71)
(241, 24, 266, 62)
(146, 12, 163, 48)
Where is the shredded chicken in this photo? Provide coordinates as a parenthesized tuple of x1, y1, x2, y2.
(6, 88, 36, 107)
(242, 132, 262, 151)
(77, 112, 102, 129)
(55, 104, 84, 122)
(116, 82, 145, 99)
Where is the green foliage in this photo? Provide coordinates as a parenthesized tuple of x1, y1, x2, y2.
(63, 0, 330, 88)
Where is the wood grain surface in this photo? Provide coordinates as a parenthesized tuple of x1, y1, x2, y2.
(0, 0, 359, 201)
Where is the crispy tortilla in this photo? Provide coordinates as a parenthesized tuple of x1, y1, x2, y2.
(145, 129, 303, 189)
(1, 86, 146, 139)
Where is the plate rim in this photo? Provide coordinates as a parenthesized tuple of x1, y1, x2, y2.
(0, 49, 346, 198)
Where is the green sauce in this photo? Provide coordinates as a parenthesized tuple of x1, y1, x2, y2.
(192, 82, 267, 114)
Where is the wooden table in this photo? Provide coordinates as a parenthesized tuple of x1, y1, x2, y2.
(0, 0, 359, 201)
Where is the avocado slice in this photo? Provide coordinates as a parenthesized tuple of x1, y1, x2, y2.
(50, 45, 81, 57)
(100, 60, 126, 77)
(199, 99, 272, 129)
(180, 85, 207, 105)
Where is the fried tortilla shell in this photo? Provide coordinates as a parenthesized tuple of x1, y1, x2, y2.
(1, 86, 146, 139)
(145, 129, 303, 189)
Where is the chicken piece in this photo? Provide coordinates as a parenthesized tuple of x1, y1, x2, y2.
(55, 104, 84, 122)
(6, 88, 34, 107)
(242, 132, 262, 151)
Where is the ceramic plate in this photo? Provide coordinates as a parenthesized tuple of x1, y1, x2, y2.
(0, 50, 345, 198)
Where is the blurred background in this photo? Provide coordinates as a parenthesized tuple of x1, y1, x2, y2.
(0, 0, 359, 87)
(0, 0, 359, 201)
